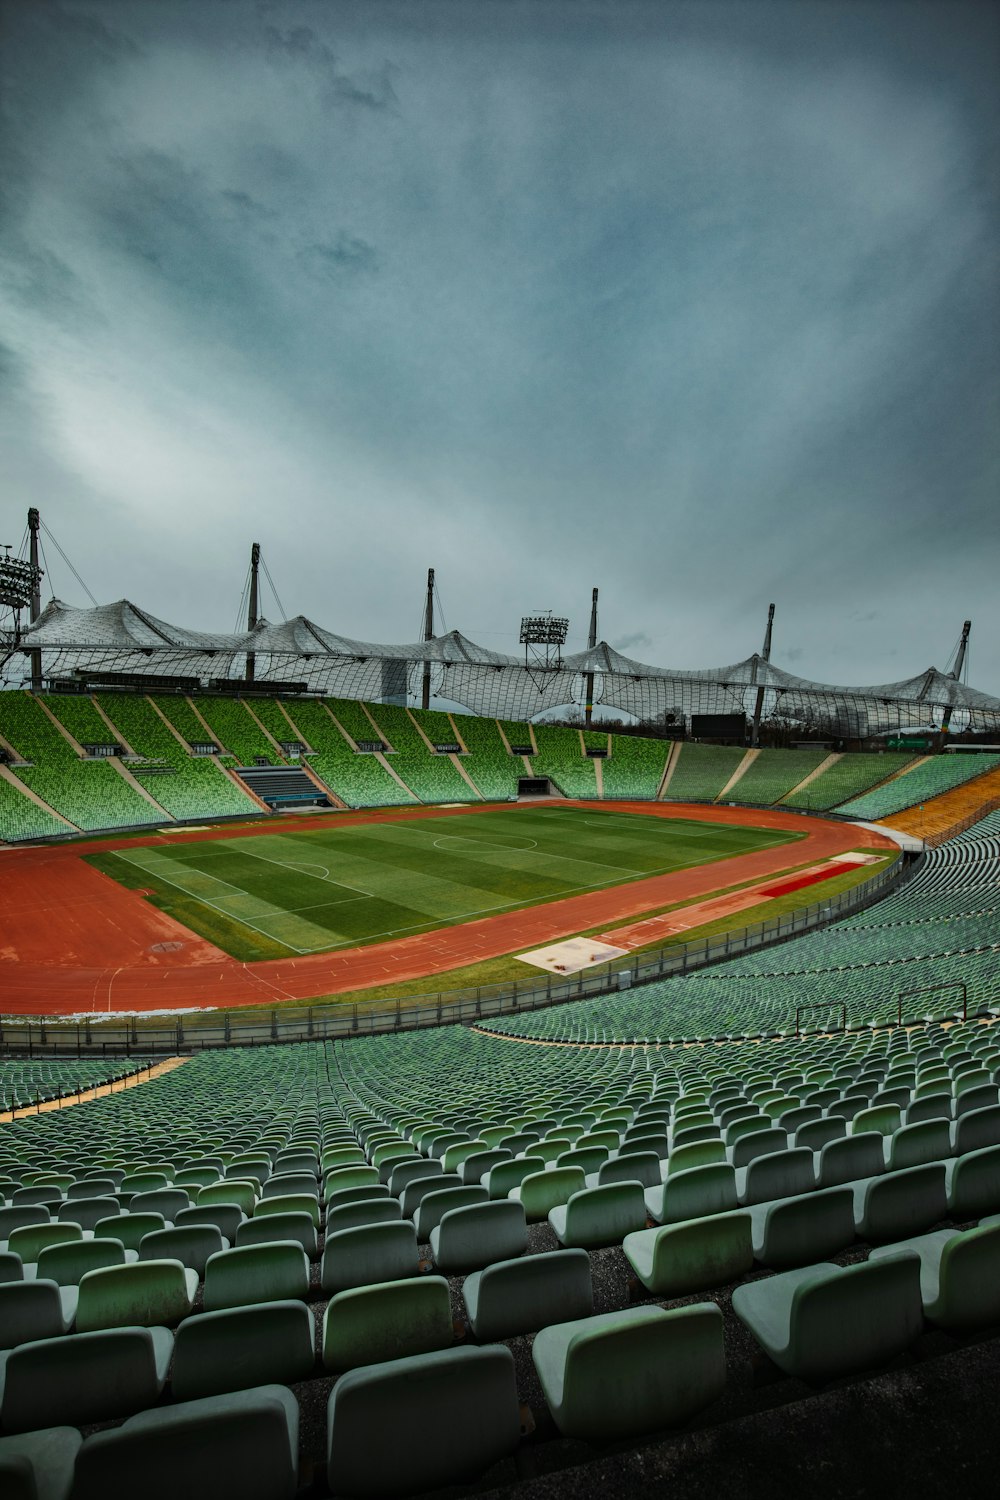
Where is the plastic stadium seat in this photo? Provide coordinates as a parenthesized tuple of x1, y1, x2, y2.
(33, 1239, 132, 1287)
(816, 1133, 885, 1189)
(0, 1251, 22, 1283)
(795, 1118, 846, 1152)
(171, 1301, 316, 1401)
(665, 1140, 726, 1176)
(885, 1120, 952, 1171)
(139, 1224, 227, 1275)
(0, 1280, 77, 1349)
(6, 1223, 81, 1264)
(200, 1180, 258, 1216)
(906, 1094, 953, 1126)
(414, 1185, 488, 1241)
(730, 1127, 788, 1169)
(588, 1152, 661, 1189)
(732, 1256, 924, 1382)
(548, 1183, 647, 1249)
(129, 1189, 191, 1221)
(75, 1258, 197, 1331)
(644, 1163, 738, 1225)
(483, 1157, 545, 1201)
(175, 1204, 246, 1242)
(0, 1207, 51, 1238)
(533, 1303, 726, 1440)
(946, 1146, 1000, 1219)
(236, 1212, 318, 1257)
(321, 1221, 420, 1296)
(324, 1166, 380, 1199)
(0, 1427, 81, 1500)
(387, 1159, 442, 1196)
(459, 1149, 512, 1185)
(326, 1184, 392, 1212)
(430, 1200, 527, 1271)
(870, 1223, 1000, 1331)
(203, 1243, 310, 1312)
(326, 1198, 401, 1236)
(953, 1105, 1000, 1156)
(509, 1167, 585, 1222)
(0, 1326, 173, 1432)
(253, 1193, 320, 1228)
(736, 1148, 816, 1206)
(462, 1249, 593, 1341)
(399, 1173, 462, 1218)
(322, 1275, 454, 1372)
(852, 1162, 948, 1244)
(624, 1211, 754, 1295)
(71, 1384, 300, 1500)
(327, 1345, 522, 1497)
(93, 1213, 168, 1252)
(750, 1186, 856, 1269)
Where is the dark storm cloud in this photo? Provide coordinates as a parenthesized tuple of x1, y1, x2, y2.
(0, 0, 997, 699)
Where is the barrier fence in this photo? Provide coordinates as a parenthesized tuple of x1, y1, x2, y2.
(0, 851, 922, 1057)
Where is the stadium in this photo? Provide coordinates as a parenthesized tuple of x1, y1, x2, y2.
(3, 513, 1000, 1497)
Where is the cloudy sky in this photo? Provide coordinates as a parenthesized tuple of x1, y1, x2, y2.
(2, 0, 998, 699)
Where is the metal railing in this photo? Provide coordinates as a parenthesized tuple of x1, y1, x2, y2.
(0, 852, 918, 1057)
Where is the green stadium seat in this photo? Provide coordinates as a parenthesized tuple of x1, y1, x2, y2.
(645, 1163, 739, 1225)
(175, 1204, 246, 1242)
(852, 1163, 948, 1244)
(870, 1223, 1000, 1332)
(322, 1275, 454, 1372)
(414, 1185, 488, 1241)
(750, 1186, 856, 1268)
(736, 1147, 816, 1206)
(321, 1221, 420, 1296)
(75, 1258, 197, 1331)
(817, 1133, 885, 1188)
(6, 1223, 81, 1264)
(0, 1251, 23, 1283)
(462, 1249, 593, 1341)
(55, 1196, 120, 1232)
(33, 1239, 132, 1287)
(93, 1213, 168, 1251)
(0, 1325, 173, 1432)
(548, 1182, 647, 1249)
(203, 1243, 310, 1312)
(0, 1280, 76, 1349)
(139, 1224, 227, 1274)
(623, 1211, 754, 1295)
(326, 1198, 401, 1236)
(0, 1427, 81, 1500)
(429, 1200, 527, 1271)
(483, 1157, 545, 1201)
(171, 1301, 316, 1401)
(946, 1146, 1000, 1219)
(885, 1120, 952, 1170)
(509, 1166, 586, 1222)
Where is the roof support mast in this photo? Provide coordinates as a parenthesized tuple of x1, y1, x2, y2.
(750, 602, 775, 748)
(584, 587, 599, 726)
(28, 507, 42, 691)
(421, 567, 434, 711)
(941, 619, 971, 734)
(245, 541, 260, 684)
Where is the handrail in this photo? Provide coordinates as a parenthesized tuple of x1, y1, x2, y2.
(897, 980, 968, 1026)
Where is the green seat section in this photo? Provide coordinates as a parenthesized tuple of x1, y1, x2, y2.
(322, 1275, 454, 1372)
(0, 1427, 82, 1500)
(34, 1239, 130, 1287)
(0, 1325, 172, 1432)
(203, 1243, 310, 1312)
(236, 1212, 318, 1257)
(321, 1221, 420, 1296)
(852, 1163, 948, 1244)
(645, 1163, 739, 1225)
(601, 734, 670, 800)
(527, 725, 597, 798)
(172, 1300, 316, 1401)
(732, 1256, 924, 1382)
(0, 1280, 76, 1350)
(326, 1344, 521, 1497)
(253, 1193, 320, 1229)
(953, 1105, 1000, 1156)
(6, 1224, 81, 1264)
(886, 1120, 952, 1171)
(139, 1224, 227, 1275)
(509, 1166, 586, 1222)
(93, 1213, 168, 1251)
(398, 1172, 462, 1218)
(55, 1196, 120, 1232)
(414, 1185, 488, 1242)
(837, 753, 1000, 820)
(533, 1303, 726, 1440)
(946, 1146, 1000, 1219)
(362, 703, 477, 803)
(463, 1249, 593, 1341)
(750, 1186, 856, 1268)
(590, 1152, 661, 1190)
(430, 1200, 527, 1272)
(75, 1258, 197, 1332)
(175, 1204, 246, 1242)
(71, 1384, 300, 1500)
(452, 716, 523, 801)
(548, 1183, 647, 1249)
(0, 776, 71, 842)
(103, 693, 261, 821)
(387, 1159, 442, 1197)
(459, 1149, 513, 1186)
(817, 1134, 885, 1188)
(736, 1148, 815, 1206)
(663, 743, 747, 802)
(483, 1157, 546, 1201)
(278, 699, 408, 808)
(624, 1211, 754, 1295)
(732, 749, 828, 806)
(870, 1223, 1000, 1332)
(782, 752, 915, 810)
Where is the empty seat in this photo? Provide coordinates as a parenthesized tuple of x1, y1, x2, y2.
(254, 1193, 320, 1229)
(93, 1213, 167, 1252)
(261, 1174, 317, 1201)
(0, 1251, 22, 1284)
(509, 1167, 585, 1222)
(548, 1183, 647, 1249)
(76, 1258, 197, 1331)
(0, 1280, 76, 1350)
(175, 1204, 245, 1242)
(430, 1200, 527, 1272)
(129, 1189, 190, 1221)
(732, 1255, 923, 1382)
(399, 1173, 462, 1219)
(414, 1185, 488, 1242)
(885, 1120, 952, 1171)
(321, 1221, 419, 1296)
(203, 1243, 310, 1312)
(953, 1105, 1000, 1156)
(199, 1180, 257, 1216)
(324, 1166, 380, 1199)
(947, 1145, 1000, 1219)
(750, 1186, 855, 1269)
(55, 1197, 119, 1231)
(853, 1163, 948, 1244)
(326, 1184, 391, 1212)
(71, 1384, 300, 1500)
(459, 1149, 511, 1185)
(817, 1133, 885, 1189)
(729, 1127, 787, 1169)
(624, 1211, 754, 1295)
(850, 1105, 903, 1137)
(34, 1239, 130, 1288)
(870, 1223, 1000, 1332)
(327, 1345, 521, 1497)
(533, 1303, 725, 1440)
(388, 1159, 442, 1197)
(794, 1118, 846, 1152)
(0, 1427, 81, 1500)
(172, 1300, 315, 1401)
(645, 1163, 738, 1226)
(0, 1325, 173, 1432)
(482, 1158, 545, 1201)
(237, 1212, 318, 1257)
(139, 1224, 227, 1275)
(736, 1148, 815, 1207)
(6, 1223, 81, 1265)
(665, 1140, 726, 1176)
(463, 1249, 593, 1341)
(0, 1207, 50, 1238)
(322, 1275, 453, 1372)
(589, 1153, 661, 1190)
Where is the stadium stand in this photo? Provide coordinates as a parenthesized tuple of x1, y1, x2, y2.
(662, 742, 747, 801)
(246, 698, 303, 751)
(499, 720, 534, 751)
(452, 715, 522, 800)
(96, 696, 261, 821)
(278, 699, 410, 808)
(40, 693, 120, 749)
(0, 775, 70, 842)
(837, 753, 1000, 821)
(530, 725, 598, 798)
(602, 734, 671, 800)
(727, 748, 828, 805)
(410, 707, 463, 746)
(782, 752, 916, 810)
(194, 698, 279, 766)
(362, 704, 478, 803)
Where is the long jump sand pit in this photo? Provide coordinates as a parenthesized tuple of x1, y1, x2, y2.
(0, 801, 896, 1015)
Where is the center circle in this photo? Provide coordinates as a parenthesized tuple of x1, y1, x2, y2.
(432, 834, 538, 853)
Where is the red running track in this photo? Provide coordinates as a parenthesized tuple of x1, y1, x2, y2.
(0, 801, 895, 1015)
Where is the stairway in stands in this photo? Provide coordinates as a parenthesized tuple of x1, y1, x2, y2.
(233, 765, 331, 809)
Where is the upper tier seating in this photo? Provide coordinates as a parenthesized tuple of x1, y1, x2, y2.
(275, 699, 408, 808)
(663, 743, 747, 801)
(448, 715, 522, 801)
(193, 699, 280, 767)
(782, 753, 915, 810)
(838, 754, 1000, 820)
(728, 749, 828, 805)
(530, 725, 598, 798)
(361, 703, 478, 803)
(601, 734, 670, 800)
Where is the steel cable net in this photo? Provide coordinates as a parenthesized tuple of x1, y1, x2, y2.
(8, 598, 1000, 732)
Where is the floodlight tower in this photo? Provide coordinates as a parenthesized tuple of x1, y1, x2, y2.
(584, 587, 599, 726)
(520, 612, 569, 672)
(245, 541, 261, 683)
(28, 508, 42, 690)
(941, 619, 972, 734)
(750, 602, 775, 748)
(0, 523, 44, 685)
(421, 567, 434, 711)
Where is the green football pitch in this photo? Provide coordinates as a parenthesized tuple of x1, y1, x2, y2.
(87, 807, 801, 962)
